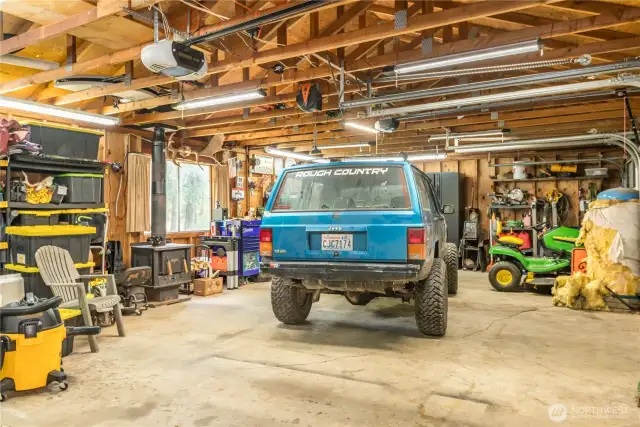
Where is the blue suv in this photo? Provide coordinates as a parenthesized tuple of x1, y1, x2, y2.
(260, 161, 458, 336)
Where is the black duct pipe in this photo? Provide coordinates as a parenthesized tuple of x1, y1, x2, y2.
(151, 126, 167, 246)
(185, 0, 333, 47)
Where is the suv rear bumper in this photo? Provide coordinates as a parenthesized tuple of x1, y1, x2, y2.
(261, 259, 421, 281)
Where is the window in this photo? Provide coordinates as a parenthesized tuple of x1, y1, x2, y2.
(165, 162, 211, 232)
(273, 166, 410, 211)
(412, 169, 431, 211)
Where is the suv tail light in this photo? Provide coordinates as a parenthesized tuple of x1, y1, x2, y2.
(407, 228, 426, 260)
(260, 228, 273, 256)
(260, 228, 272, 242)
(407, 228, 425, 244)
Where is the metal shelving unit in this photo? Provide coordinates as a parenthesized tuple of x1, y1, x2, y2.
(1, 155, 108, 271)
(488, 200, 539, 260)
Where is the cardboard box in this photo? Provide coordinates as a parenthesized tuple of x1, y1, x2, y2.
(193, 277, 223, 296)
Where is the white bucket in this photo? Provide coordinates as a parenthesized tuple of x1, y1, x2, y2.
(513, 162, 527, 180)
(0, 273, 25, 306)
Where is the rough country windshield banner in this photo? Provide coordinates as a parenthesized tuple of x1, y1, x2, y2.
(293, 167, 390, 178)
(274, 166, 410, 211)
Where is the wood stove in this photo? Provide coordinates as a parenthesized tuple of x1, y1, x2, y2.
(131, 243, 192, 301)
(131, 125, 193, 302)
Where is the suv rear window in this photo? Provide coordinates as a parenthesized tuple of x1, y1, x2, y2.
(273, 166, 410, 211)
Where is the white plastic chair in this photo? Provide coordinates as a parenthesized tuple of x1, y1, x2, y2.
(35, 246, 126, 353)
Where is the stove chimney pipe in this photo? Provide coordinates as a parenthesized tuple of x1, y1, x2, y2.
(151, 126, 167, 245)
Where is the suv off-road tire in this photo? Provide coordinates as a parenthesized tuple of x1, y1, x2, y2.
(443, 242, 459, 295)
(415, 259, 448, 337)
(271, 277, 312, 324)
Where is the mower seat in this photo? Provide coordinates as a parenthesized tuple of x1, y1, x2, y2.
(498, 235, 524, 248)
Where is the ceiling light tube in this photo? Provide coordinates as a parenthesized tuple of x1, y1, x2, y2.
(316, 143, 371, 150)
(0, 55, 59, 71)
(343, 59, 640, 111)
(407, 153, 447, 161)
(343, 156, 403, 162)
(265, 147, 329, 163)
(0, 95, 120, 126)
(370, 75, 640, 117)
(428, 130, 507, 141)
(342, 153, 447, 162)
(393, 39, 542, 75)
(174, 89, 267, 110)
(457, 137, 515, 142)
(344, 121, 379, 134)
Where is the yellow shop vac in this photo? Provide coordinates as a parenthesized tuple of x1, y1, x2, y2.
(0, 293, 99, 401)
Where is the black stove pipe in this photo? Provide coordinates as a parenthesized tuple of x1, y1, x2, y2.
(151, 126, 166, 245)
(185, 0, 333, 47)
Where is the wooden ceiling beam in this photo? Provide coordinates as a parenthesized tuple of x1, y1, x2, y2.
(0, 0, 164, 56)
(243, 99, 639, 148)
(55, 1, 553, 110)
(230, 122, 345, 141)
(4, 0, 543, 97)
(122, 32, 640, 127)
(190, 111, 359, 139)
(345, 7, 640, 76)
(192, 0, 356, 37)
(0, 1, 348, 95)
(98, 63, 336, 114)
(184, 100, 340, 130)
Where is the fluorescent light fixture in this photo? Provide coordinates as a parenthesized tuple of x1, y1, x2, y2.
(344, 121, 379, 134)
(428, 130, 508, 142)
(394, 39, 542, 75)
(265, 147, 329, 163)
(370, 75, 640, 117)
(0, 55, 59, 71)
(457, 137, 515, 142)
(344, 156, 403, 162)
(343, 152, 447, 162)
(0, 95, 120, 126)
(407, 153, 447, 161)
(174, 89, 267, 110)
(317, 143, 371, 150)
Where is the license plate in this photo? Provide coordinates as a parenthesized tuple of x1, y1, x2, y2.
(321, 234, 353, 251)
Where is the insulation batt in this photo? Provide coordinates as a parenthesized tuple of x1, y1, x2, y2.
(553, 199, 639, 310)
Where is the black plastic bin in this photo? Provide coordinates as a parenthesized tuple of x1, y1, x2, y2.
(6, 225, 95, 266)
(12, 211, 60, 226)
(4, 263, 94, 299)
(54, 174, 103, 204)
(24, 124, 101, 160)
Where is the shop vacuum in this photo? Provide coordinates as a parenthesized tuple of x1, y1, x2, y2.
(0, 293, 100, 401)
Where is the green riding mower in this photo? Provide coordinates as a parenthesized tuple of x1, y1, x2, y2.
(488, 222, 580, 292)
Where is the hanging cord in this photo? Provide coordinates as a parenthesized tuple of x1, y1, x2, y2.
(114, 151, 138, 221)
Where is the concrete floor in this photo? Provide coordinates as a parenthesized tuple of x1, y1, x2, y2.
(2, 271, 639, 427)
